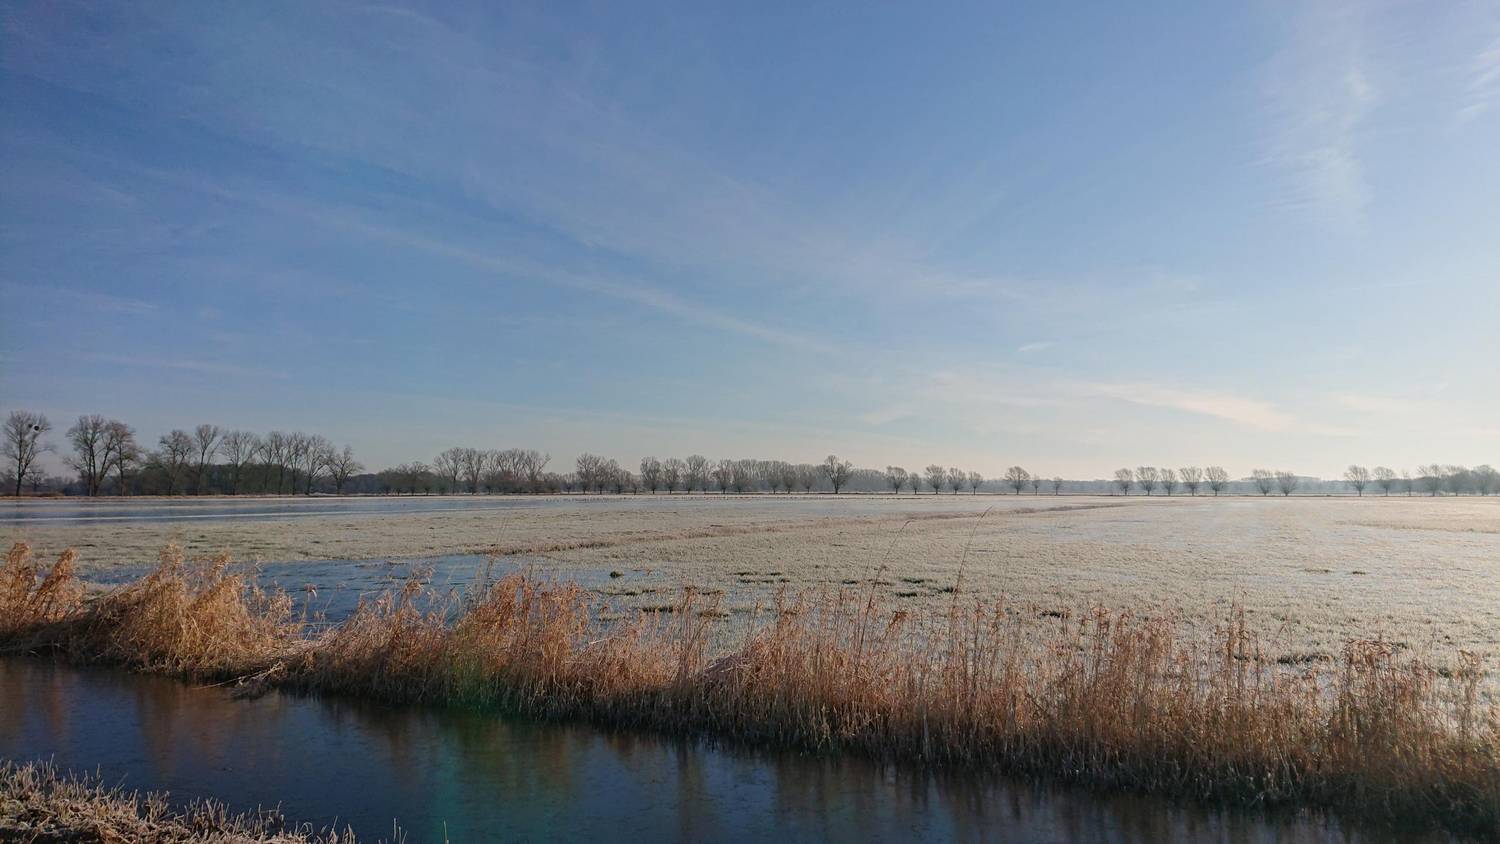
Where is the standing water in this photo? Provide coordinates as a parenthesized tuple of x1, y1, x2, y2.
(0, 659, 1422, 842)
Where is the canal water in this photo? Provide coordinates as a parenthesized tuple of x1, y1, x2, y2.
(0, 659, 1427, 843)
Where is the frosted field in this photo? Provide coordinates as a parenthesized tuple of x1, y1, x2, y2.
(8, 494, 1499, 675)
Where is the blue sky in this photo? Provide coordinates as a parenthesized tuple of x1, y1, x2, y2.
(3, 1, 1497, 477)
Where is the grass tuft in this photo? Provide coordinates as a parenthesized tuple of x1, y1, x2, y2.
(0, 759, 371, 842)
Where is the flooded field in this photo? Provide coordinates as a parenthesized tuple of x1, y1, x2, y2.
(7, 494, 1499, 675)
(6, 498, 1498, 838)
(0, 659, 1424, 843)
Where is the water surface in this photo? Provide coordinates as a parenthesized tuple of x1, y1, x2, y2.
(0, 492, 1020, 526)
(0, 659, 1423, 843)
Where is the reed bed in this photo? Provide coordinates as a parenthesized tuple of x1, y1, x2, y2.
(0, 760, 369, 842)
(2, 541, 1497, 836)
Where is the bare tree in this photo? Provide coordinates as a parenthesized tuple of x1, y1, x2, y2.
(262, 431, 291, 494)
(1205, 466, 1229, 496)
(1344, 465, 1371, 496)
(4, 411, 53, 497)
(285, 433, 311, 493)
(65, 415, 110, 496)
(1372, 466, 1396, 496)
(1445, 465, 1471, 496)
(1275, 470, 1298, 496)
(1114, 468, 1134, 496)
(1051, 476, 1063, 495)
(575, 453, 606, 494)
(157, 430, 194, 495)
(760, 461, 782, 494)
(459, 447, 488, 494)
(326, 445, 362, 493)
(602, 458, 624, 493)
(435, 448, 465, 493)
(780, 462, 800, 494)
(921, 464, 944, 495)
(1160, 468, 1177, 496)
(796, 465, 818, 493)
(886, 466, 908, 494)
(1135, 467, 1160, 496)
(731, 459, 757, 493)
(1401, 469, 1413, 496)
(1029, 474, 1043, 495)
(1005, 466, 1030, 494)
(1248, 469, 1274, 496)
(947, 467, 965, 494)
(523, 450, 550, 493)
(219, 431, 260, 495)
(684, 454, 709, 493)
(662, 458, 684, 493)
(104, 421, 140, 495)
(1473, 465, 1498, 496)
(1418, 464, 1445, 496)
(1179, 466, 1203, 496)
(640, 457, 663, 493)
(483, 449, 517, 493)
(301, 435, 334, 494)
(822, 455, 854, 494)
(968, 471, 984, 494)
(712, 459, 735, 493)
(187, 424, 221, 494)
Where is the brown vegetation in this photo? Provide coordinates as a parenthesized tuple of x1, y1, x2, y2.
(0, 760, 366, 842)
(2, 541, 1497, 836)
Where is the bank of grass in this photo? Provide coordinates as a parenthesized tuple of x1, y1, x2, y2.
(3, 542, 1498, 837)
(0, 760, 367, 843)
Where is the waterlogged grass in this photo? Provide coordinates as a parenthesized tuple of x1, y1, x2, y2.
(3, 541, 1499, 837)
(0, 760, 369, 843)
(17, 496, 1500, 677)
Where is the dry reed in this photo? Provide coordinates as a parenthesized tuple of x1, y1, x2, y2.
(0, 759, 369, 842)
(2, 541, 1496, 836)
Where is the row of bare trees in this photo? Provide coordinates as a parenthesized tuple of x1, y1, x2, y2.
(1344, 464, 1499, 497)
(3, 411, 361, 496)
(10, 409, 1499, 499)
(879, 465, 985, 494)
(429, 447, 552, 494)
(580, 454, 860, 495)
(1111, 466, 1233, 496)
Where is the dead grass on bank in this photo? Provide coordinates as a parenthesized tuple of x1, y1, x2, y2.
(0, 760, 368, 843)
(2, 541, 1498, 836)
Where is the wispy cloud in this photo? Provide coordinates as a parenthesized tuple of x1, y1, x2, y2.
(1083, 381, 1296, 432)
(1334, 393, 1409, 415)
(1459, 35, 1500, 123)
(1260, 1, 1379, 231)
(160, 175, 839, 356)
(2, 282, 158, 316)
(1016, 341, 1054, 354)
(81, 353, 288, 380)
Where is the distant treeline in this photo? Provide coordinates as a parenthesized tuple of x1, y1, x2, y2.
(3, 410, 1496, 497)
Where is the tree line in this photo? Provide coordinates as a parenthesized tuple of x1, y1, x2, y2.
(3, 412, 360, 496)
(1342, 464, 1499, 497)
(5, 409, 1497, 498)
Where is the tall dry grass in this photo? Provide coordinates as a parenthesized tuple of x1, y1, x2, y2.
(2, 541, 1497, 835)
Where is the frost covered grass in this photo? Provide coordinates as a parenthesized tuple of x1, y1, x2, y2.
(3, 541, 1499, 836)
(13, 496, 1500, 674)
(0, 759, 369, 842)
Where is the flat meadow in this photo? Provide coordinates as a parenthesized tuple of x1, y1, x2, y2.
(6, 492, 1500, 833)
(8, 493, 1499, 679)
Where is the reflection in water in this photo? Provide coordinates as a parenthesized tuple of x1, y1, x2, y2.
(0, 659, 1421, 843)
